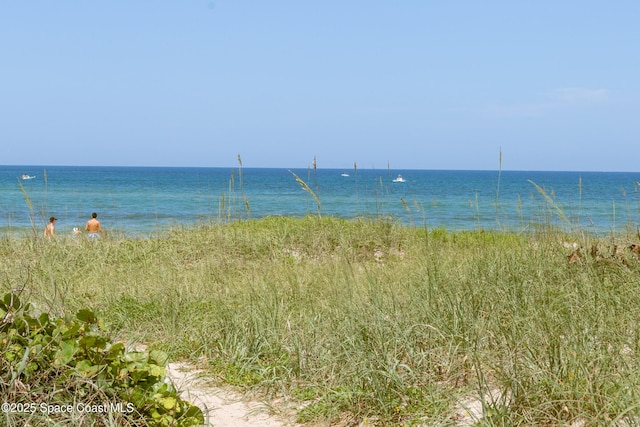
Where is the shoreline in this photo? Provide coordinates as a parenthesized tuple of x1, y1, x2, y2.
(3, 214, 640, 241)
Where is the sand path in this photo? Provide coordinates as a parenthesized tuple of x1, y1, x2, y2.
(166, 362, 301, 427)
(166, 361, 504, 426)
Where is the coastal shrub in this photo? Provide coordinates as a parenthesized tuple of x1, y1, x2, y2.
(0, 292, 204, 426)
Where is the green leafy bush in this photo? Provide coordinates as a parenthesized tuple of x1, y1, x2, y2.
(0, 292, 204, 426)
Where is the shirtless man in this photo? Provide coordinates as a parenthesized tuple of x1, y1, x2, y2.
(44, 217, 56, 238)
(85, 212, 103, 238)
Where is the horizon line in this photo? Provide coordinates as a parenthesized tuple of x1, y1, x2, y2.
(2, 164, 637, 174)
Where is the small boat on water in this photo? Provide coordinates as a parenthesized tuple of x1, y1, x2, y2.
(392, 174, 406, 183)
(341, 173, 350, 177)
(21, 174, 35, 180)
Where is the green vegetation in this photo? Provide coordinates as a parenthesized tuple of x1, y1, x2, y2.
(2, 216, 640, 425)
(0, 293, 204, 426)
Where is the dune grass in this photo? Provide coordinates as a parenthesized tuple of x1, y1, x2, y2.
(2, 216, 640, 425)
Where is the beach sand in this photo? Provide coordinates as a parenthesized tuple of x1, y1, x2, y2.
(166, 362, 301, 427)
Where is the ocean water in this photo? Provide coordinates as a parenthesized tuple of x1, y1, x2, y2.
(2, 165, 639, 237)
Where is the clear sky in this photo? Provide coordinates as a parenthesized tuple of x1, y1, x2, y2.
(1, 1, 638, 171)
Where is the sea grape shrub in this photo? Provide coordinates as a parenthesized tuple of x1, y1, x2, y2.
(0, 292, 204, 426)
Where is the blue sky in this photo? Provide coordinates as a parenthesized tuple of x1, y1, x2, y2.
(1, 1, 638, 171)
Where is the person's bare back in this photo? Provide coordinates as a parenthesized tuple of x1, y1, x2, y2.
(44, 217, 56, 238)
(85, 212, 103, 237)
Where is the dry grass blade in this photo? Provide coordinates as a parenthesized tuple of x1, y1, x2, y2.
(528, 179, 574, 231)
(289, 170, 322, 219)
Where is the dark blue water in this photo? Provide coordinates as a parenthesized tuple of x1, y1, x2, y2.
(2, 165, 639, 236)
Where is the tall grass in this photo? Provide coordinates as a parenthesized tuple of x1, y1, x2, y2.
(216, 156, 251, 222)
(290, 171, 322, 219)
(2, 215, 640, 425)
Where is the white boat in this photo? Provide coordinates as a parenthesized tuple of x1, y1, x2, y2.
(392, 174, 406, 183)
(341, 173, 350, 177)
(21, 174, 35, 180)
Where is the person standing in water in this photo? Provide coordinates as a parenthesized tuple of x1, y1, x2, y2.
(44, 216, 57, 238)
(85, 212, 103, 238)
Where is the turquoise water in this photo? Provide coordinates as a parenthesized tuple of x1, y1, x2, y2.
(2, 165, 639, 237)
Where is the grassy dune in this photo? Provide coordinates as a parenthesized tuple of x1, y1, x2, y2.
(2, 216, 640, 425)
